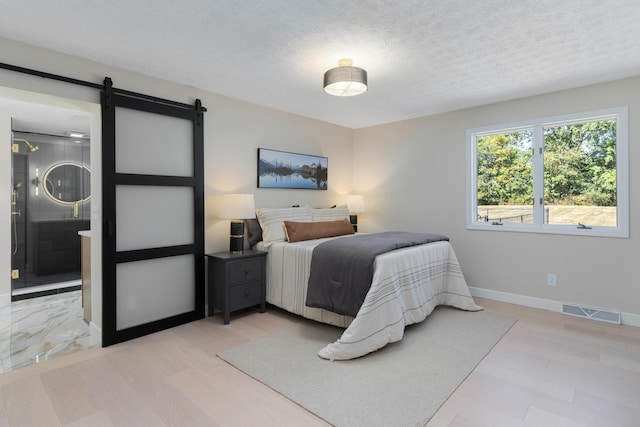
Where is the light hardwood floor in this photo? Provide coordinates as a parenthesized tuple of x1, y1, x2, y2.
(0, 298, 638, 426)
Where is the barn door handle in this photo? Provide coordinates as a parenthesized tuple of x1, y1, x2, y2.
(105, 220, 114, 237)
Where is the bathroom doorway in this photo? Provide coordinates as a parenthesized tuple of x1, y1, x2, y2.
(1, 89, 100, 372)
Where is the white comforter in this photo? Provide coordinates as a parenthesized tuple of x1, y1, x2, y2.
(260, 235, 481, 360)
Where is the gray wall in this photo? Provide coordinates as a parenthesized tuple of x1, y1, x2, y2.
(0, 37, 354, 333)
(1, 35, 639, 329)
(353, 76, 640, 321)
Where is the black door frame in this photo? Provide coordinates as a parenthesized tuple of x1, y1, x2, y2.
(101, 77, 205, 346)
(0, 63, 206, 346)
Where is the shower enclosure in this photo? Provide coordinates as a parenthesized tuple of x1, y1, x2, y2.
(11, 130, 90, 299)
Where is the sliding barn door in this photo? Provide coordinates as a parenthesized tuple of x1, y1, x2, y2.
(101, 78, 205, 346)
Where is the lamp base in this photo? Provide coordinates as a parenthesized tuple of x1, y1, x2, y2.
(349, 214, 358, 233)
(229, 220, 245, 253)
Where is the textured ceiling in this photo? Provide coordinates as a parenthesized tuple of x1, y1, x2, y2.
(1, 0, 640, 129)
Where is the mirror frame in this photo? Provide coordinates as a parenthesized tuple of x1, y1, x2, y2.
(42, 161, 91, 205)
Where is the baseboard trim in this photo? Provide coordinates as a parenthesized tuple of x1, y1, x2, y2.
(620, 312, 640, 328)
(89, 321, 102, 346)
(468, 287, 640, 328)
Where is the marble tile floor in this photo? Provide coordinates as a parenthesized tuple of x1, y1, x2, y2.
(0, 290, 98, 373)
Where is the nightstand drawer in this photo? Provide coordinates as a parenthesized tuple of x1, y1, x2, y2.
(229, 259, 262, 284)
(229, 281, 262, 310)
(207, 250, 267, 324)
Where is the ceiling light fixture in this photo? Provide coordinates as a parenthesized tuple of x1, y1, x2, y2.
(323, 58, 368, 97)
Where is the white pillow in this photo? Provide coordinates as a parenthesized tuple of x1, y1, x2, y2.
(311, 205, 350, 222)
(255, 207, 312, 246)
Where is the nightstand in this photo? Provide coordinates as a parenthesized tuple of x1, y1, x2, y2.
(206, 250, 267, 324)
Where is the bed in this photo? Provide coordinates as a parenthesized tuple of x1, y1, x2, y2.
(252, 206, 481, 360)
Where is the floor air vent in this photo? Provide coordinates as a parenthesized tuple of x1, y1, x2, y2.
(561, 303, 621, 324)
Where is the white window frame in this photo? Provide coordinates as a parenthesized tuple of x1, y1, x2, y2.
(466, 106, 628, 238)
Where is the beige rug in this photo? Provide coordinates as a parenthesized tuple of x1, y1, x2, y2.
(218, 306, 515, 427)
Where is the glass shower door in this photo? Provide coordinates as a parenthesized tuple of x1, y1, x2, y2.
(10, 151, 27, 289)
(11, 131, 90, 298)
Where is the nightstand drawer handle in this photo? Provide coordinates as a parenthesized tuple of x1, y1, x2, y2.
(244, 290, 250, 297)
(244, 269, 249, 275)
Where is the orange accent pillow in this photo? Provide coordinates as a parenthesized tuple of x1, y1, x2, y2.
(284, 219, 354, 242)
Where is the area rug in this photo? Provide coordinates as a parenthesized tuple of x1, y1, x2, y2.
(218, 307, 515, 427)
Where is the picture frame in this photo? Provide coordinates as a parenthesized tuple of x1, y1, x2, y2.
(257, 148, 328, 190)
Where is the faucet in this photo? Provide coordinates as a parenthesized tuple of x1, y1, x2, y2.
(12, 188, 21, 216)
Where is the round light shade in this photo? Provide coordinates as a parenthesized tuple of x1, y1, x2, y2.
(323, 59, 368, 97)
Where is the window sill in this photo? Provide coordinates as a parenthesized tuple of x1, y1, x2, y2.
(466, 223, 629, 238)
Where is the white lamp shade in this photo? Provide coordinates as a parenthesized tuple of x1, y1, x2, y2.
(344, 195, 365, 213)
(219, 194, 256, 219)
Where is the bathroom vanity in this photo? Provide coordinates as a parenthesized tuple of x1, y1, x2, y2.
(31, 219, 89, 275)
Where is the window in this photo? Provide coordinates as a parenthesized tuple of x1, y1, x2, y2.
(467, 107, 628, 237)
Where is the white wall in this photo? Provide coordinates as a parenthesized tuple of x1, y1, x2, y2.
(4, 35, 638, 328)
(3, 39, 354, 256)
(0, 115, 10, 304)
(0, 37, 354, 330)
(354, 76, 640, 320)
(203, 93, 354, 254)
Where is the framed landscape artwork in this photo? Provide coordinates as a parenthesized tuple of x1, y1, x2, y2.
(257, 148, 328, 190)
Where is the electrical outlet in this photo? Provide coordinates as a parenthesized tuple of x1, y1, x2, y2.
(547, 273, 557, 286)
(11, 269, 19, 279)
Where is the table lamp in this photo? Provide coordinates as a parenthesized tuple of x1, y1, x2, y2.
(344, 195, 365, 232)
(219, 194, 256, 253)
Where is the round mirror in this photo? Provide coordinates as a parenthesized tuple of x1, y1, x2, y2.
(42, 162, 91, 205)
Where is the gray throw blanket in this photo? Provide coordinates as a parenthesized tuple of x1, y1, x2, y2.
(305, 231, 449, 317)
